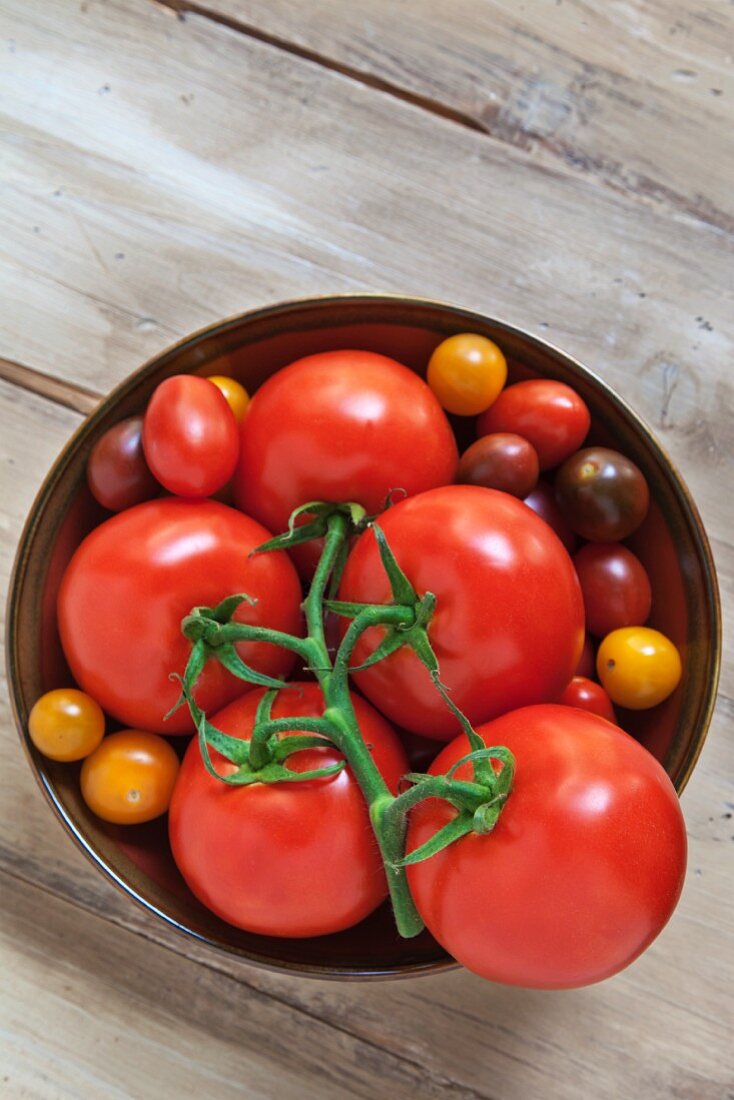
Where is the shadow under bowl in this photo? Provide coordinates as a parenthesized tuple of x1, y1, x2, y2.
(6, 295, 721, 980)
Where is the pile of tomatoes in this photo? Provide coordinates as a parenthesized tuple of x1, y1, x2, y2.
(28, 334, 687, 990)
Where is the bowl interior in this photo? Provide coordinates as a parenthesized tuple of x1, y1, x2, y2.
(7, 297, 720, 979)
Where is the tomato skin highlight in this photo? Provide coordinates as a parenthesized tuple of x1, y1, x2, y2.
(87, 417, 159, 512)
(234, 350, 458, 538)
(407, 705, 687, 989)
(81, 730, 179, 825)
(169, 684, 408, 937)
(339, 486, 585, 739)
(57, 499, 303, 734)
(558, 676, 616, 722)
(597, 627, 682, 709)
(143, 375, 239, 498)
(574, 542, 652, 637)
(477, 379, 590, 470)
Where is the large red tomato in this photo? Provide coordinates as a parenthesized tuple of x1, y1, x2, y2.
(407, 705, 686, 988)
(234, 350, 458, 537)
(169, 683, 408, 937)
(58, 499, 302, 734)
(339, 486, 584, 738)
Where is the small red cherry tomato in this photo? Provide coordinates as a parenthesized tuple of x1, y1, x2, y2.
(576, 632, 596, 678)
(87, 417, 158, 512)
(457, 433, 539, 498)
(559, 676, 616, 722)
(574, 542, 652, 637)
(143, 375, 239, 498)
(523, 480, 578, 554)
(555, 448, 649, 541)
(477, 380, 590, 470)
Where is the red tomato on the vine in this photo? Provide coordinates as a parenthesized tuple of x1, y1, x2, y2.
(234, 350, 458, 537)
(339, 486, 585, 739)
(58, 499, 302, 734)
(169, 683, 408, 937)
(407, 705, 686, 989)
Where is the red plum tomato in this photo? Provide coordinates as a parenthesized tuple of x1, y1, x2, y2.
(234, 350, 458, 538)
(556, 448, 649, 541)
(57, 499, 303, 734)
(87, 417, 158, 512)
(169, 683, 408, 936)
(477, 380, 590, 470)
(574, 542, 652, 637)
(339, 486, 585, 739)
(558, 676, 616, 722)
(143, 375, 239, 498)
(457, 433, 539, 498)
(407, 704, 686, 988)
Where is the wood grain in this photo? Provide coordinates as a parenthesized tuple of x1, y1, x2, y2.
(0, 0, 732, 503)
(159, 0, 734, 230)
(1, 0, 733, 1095)
(1, 385, 732, 1099)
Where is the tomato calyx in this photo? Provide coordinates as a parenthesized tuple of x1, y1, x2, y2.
(173, 502, 516, 939)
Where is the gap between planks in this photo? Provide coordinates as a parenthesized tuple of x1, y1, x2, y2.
(0, 355, 100, 416)
(150, 0, 733, 236)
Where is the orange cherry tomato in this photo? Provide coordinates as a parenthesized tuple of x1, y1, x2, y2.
(427, 334, 507, 416)
(207, 375, 250, 423)
(597, 627, 682, 709)
(81, 730, 180, 824)
(28, 689, 105, 762)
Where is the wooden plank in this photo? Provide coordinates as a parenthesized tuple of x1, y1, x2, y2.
(3, 870, 466, 1100)
(163, 0, 734, 230)
(1, 380, 732, 1099)
(0, 0, 732, 500)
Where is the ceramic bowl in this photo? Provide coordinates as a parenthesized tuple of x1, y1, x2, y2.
(6, 296, 721, 979)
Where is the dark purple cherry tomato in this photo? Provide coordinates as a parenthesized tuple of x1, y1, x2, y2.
(555, 448, 649, 541)
(87, 417, 158, 512)
(457, 433, 539, 498)
(558, 676, 617, 722)
(523, 480, 578, 554)
(573, 542, 652, 637)
(477, 380, 590, 470)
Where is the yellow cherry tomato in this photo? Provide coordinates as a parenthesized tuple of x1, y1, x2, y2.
(427, 334, 507, 416)
(81, 730, 180, 824)
(597, 627, 682, 710)
(28, 688, 105, 762)
(207, 375, 250, 423)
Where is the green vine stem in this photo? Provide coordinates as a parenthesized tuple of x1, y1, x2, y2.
(174, 505, 515, 939)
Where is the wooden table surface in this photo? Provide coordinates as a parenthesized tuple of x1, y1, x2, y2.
(1, 2, 732, 1096)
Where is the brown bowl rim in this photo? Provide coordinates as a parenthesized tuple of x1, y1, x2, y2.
(6, 293, 722, 979)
